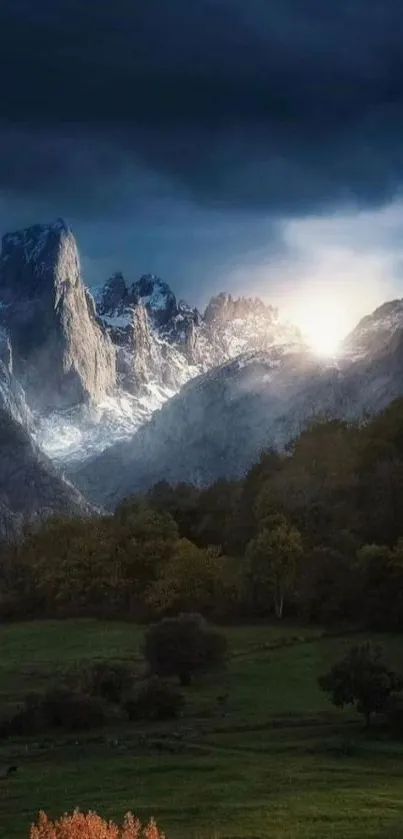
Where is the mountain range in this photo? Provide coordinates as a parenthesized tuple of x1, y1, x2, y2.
(0, 218, 402, 529)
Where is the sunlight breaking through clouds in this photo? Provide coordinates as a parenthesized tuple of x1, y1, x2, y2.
(225, 201, 403, 349)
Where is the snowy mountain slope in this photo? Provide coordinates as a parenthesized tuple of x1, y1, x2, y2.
(33, 261, 304, 463)
(69, 345, 339, 506)
(341, 299, 403, 362)
(71, 302, 403, 508)
(33, 384, 179, 464)
(96, 273, 303, 377)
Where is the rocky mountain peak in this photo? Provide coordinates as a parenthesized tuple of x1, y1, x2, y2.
(0, 218, 75, 303)
(97, 272, 129, 316)
(0, 219, 116, 410)
(2, 217, 68, 250)
(204, 292, 277, 324)
(131, 274, 178, 327)
(128, 303, 156, 389)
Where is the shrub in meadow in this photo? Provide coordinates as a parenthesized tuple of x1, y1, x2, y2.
(124, 676, 184, 721)
(79, 661, 134, 704)
(43, 687, 105, 731)
(144, 612, 227, 685)
(2, 687, 105, 737)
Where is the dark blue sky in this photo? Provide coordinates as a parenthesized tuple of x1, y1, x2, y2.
(1, 1, 403, 314)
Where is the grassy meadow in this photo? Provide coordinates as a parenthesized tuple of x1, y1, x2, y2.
(1, 620, 403, 839)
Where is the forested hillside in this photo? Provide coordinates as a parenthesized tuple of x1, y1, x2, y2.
(3, 397, 403, 629)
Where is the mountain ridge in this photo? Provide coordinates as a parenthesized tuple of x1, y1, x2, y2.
(71, 320, 403, 508)
(1, 218, 403, 517)
(12, 221, 304, 463)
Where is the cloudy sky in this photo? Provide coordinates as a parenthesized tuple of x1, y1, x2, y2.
(1, 0, 403, 329)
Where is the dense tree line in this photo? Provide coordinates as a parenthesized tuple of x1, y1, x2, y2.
(3, 397, 403, 627)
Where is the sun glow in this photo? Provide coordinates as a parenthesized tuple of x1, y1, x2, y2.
(271, 213, 394, 359)
(294, 297, 353, 357)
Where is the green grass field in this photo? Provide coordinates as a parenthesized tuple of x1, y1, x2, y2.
(1, 620, 403, 839)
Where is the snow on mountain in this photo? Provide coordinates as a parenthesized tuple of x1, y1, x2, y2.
(342, 299, 403, 361)
(72, 309, 403, 509)
(0, 227, 300, 466)
(3, 218, 403, 490)
(33, 385, 174, 464)
(197, 292, 303, 366)
(35, 271, 302, 465)
(71, 345, 338, 507)
(131, 273, 178, 326)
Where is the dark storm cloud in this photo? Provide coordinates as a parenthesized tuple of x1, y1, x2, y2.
(1, 0, 403, 215)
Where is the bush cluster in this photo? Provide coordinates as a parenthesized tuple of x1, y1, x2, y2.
(2, 688, 105, 737)
(144, 612, 227, 685)
(0, 616, 228, 738)
(124, 676, 184, 721)
(79, 661, 134, 704)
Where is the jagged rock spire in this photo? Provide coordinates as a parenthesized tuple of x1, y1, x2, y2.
(0, 220, 116, 410)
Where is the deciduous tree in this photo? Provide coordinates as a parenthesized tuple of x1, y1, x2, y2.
(319, 642, 402, 726)
(246, 516, 303, 618)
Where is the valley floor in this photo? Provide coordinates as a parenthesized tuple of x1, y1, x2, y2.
(1, 621, 403, 839)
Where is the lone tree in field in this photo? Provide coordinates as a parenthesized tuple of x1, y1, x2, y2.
(318, 641, 403, 726)
(144, 612, 227, 685)
(246, 514, 303, 618)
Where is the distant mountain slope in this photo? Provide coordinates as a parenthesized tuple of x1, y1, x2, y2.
(341, 299, 403, 361)
(70, 346, 335, 506)
(0, 410, 93, 539)
(72, 304, 403, 508)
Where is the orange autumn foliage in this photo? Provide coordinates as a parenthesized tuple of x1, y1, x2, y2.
(30, 810, 165, 839)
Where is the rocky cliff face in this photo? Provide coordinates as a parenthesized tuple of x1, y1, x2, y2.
(132, 274, 178, 327)
(0, 219, 116, 410)
(0, 329, 31, 427)
(97, 275, 201, 400)
(95, 274, 303, 414)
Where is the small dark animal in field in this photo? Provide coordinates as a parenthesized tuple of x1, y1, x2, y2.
(0, 765, 18, 779)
